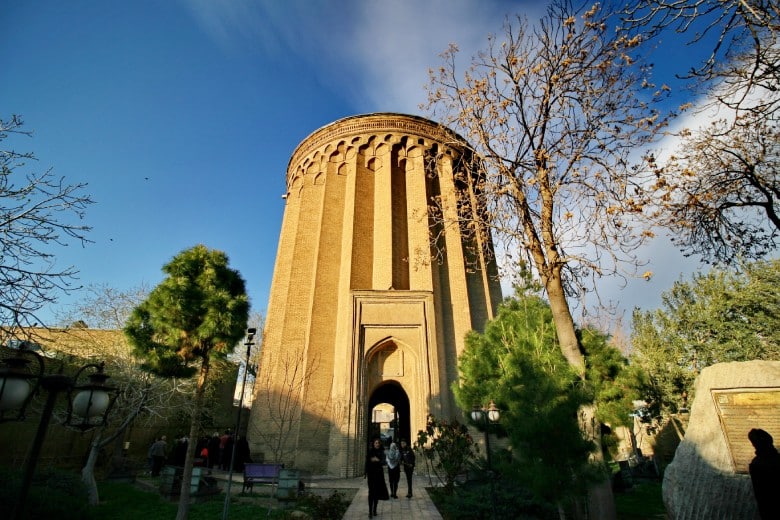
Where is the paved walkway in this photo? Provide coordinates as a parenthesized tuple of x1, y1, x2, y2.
(153, 468, 443, 519)
(335, 473, 443, 520)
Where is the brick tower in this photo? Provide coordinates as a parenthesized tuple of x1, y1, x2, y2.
(247, 113, 502, 477)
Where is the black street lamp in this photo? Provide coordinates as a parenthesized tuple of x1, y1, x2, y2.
(470, 400, 500, 470)
(222, 327, 257, 520)
(0, 341, 117, 520)
(0, 342, 44, 423)
(471, 400, 500, 520)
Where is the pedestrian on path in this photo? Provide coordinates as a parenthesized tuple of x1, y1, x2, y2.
(399, 438, 416, 498)
(386, 442, 401, 498)
(365, 437, 389, 517)
(149, 435, 168, 477)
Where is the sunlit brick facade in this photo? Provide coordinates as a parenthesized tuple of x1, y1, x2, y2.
(247, 113, 501, 476)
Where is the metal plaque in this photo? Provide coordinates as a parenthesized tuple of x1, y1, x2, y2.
(711, 388, 780, 473)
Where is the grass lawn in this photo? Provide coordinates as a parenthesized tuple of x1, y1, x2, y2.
(93, 478, 665, 520)
(427, 479, 665, 520)
(87, 481, 287, 520)
(87, 480, 357, 520)
(614, 481, 666, 520)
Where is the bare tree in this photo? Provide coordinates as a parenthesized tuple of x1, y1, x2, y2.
(249, 347, 331, 467)
(54, 282, 150, 329)
(425, 1, 671, 372)
(76, 342, 195, 506)
(652, 111, 780, 262)
(0, 115, 94, 330)
(623, 1, 780, 263)
(622, 0, 780, 116)
(19, 325, 197, 506)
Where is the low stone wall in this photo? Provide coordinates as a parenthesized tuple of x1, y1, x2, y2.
(663, 360, 780, 520)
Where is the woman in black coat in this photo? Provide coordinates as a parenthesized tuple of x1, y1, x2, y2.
(365, 438, 389, 517)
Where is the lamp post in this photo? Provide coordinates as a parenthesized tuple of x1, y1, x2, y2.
(0, 342, 117, 520)
(470, 400, 500, 471)
(471, 400, 500, 520)
(222, 327, 257, 520)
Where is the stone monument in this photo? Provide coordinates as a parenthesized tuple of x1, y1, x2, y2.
(663, 360, 780, 519)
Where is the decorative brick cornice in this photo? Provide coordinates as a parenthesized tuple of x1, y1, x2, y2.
(287, 113, 468, 183)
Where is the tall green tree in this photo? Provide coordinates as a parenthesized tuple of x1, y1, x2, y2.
(580, 328, 645, 431)
(630, 259, 780, 416)
(124, 245, 249, 520)
(454, 294, 636, 515)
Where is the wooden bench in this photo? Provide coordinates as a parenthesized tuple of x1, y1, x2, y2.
(242, 462, 284, 492)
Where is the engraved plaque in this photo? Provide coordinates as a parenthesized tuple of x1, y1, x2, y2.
(711, 388, 780, 473)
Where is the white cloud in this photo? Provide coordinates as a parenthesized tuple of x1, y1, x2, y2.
(346, 1, 545, 112)
(180, 0, 545, 114)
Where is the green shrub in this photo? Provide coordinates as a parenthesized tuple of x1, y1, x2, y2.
(415, 416, 478, 494)
(289, 490, 349, 519)
(428, 475, 558, 520)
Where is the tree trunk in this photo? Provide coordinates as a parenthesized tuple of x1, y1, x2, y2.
(81, 431, 103, 506)
(545, 272, 616, 520)
(81, 383, 150, 506)
(545, 271, 585, 375)
(581, 404, 616, 520)
(175, 357, 210, 520)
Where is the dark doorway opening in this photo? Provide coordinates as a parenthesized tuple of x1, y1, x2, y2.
(368, 382, 411, 447)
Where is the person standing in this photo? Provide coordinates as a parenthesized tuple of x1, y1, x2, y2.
(386, 442, 401, 499)
(235, 435, 251, 472)
(365, 437, 389, 517)
(219, 429, 233, 470)
(748, 428, 780, 520)
(146, 438, 156, 475)
(207, 433, 220, 469)
(172, 434, 188, 467)
(149, 435, 168, 477)
(399, 438, 416, 498)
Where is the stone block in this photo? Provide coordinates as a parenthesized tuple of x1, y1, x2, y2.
(663, 360, 780, 519)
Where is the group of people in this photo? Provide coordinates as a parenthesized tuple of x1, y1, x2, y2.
(146, 429, 253, 476)
(365, 437, 416, 518)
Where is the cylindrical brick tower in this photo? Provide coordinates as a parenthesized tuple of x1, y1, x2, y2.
(247, 113, 502, 477)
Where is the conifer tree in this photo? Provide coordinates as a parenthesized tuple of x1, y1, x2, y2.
(125, 245, 249, 520)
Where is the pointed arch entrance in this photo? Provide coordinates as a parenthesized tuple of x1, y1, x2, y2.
(368, 381, 411, 447)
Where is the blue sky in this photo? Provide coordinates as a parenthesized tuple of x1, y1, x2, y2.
(1, 0, 707, 330)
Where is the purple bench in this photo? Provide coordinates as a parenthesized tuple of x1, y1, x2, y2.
(242, 463, 284, 492)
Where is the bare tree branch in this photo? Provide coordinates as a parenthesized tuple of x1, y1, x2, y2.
(0, 115, 94, 330)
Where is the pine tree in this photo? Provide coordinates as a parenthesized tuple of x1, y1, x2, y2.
(125, 244, 249, 520)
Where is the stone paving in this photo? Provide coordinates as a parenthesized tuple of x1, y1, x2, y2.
(331, 473, 443, 520)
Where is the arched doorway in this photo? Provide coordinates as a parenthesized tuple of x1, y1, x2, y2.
(368, 381, 411, 447)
